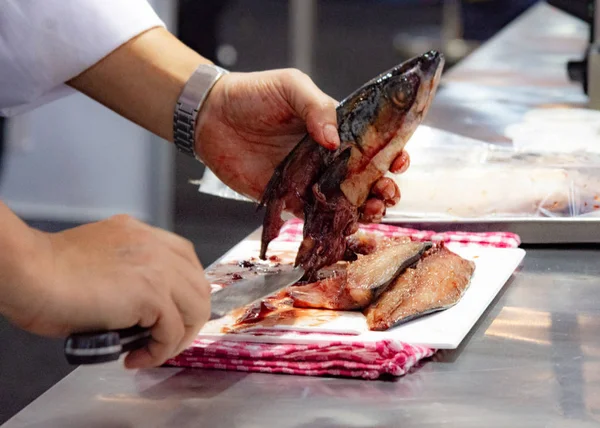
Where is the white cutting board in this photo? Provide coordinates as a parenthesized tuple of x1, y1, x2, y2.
(198, 239, 525, 349)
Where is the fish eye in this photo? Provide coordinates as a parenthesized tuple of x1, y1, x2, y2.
(387, 75, 418, 110)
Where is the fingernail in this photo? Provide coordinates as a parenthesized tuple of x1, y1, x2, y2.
(323, 124, 339, 149)
(382, 183, 395, 201)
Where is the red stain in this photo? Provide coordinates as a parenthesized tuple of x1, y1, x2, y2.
(223, 290, 341, 333)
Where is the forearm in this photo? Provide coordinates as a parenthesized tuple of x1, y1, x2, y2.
(67, 27, 211, 142)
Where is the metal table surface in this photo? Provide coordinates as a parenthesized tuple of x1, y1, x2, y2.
(5, 3, 600, 427)
(4, 248, 600, 428)
(423, 1, 589, 143)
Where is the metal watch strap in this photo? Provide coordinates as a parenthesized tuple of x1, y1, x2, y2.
(173, 64, 228, 158)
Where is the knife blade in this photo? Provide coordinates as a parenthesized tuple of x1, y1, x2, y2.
(63, 266, 305, 365)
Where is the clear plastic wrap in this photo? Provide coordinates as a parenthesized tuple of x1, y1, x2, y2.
(196, 117, 600, 220)
(386, 120, 600, 219)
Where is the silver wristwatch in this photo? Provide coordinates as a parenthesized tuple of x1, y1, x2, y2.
(173, 64, 229, 158)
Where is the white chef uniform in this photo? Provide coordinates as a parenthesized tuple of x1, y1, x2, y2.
(0, 0, 166, 117)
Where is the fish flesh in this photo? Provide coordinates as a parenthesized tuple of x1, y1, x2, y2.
(225, 240, 475, 332)
(290, 240, 432, 310)
(364, 243, 476, 331)
(227, 290, 342, 333)
(259, 51, 445, 279)
(234, 290, 293, 325)
(343, 230, 405, 260)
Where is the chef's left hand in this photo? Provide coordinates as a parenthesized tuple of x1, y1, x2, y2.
(194, 69, 409, 223)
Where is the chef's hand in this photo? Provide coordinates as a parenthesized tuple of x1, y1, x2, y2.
(3, 215, 210, 369)
(194, 69, 410, 223)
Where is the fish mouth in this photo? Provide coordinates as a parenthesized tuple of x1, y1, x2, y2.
(392, 50, 444, 79)
(420, 50, 444, 73)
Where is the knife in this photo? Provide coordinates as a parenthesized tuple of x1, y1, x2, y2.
(63, 266, 305, 365)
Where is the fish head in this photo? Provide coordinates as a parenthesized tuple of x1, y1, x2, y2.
(382, 50, 445, 128)
(337, 50, 445, 207)
(338, 50, 445, 148)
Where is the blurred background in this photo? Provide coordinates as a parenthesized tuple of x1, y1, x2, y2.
(0, 0, 539, 423)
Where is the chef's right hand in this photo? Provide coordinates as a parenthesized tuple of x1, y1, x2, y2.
(4, 214, 210, 369)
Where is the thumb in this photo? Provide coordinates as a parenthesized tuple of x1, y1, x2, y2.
(280, 69, 340, 150)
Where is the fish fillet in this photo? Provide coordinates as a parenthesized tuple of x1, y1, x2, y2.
(364, 244, 475, 331)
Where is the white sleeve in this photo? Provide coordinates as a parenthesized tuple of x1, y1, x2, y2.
(0, 0, 166, 117)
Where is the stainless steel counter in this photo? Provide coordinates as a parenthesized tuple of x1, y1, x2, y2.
(424, 1, 589, 143)
(4, 247, 600, 427)
(5, 3, 600, 427)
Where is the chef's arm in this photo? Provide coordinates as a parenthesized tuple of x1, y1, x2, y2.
(67, 27, 211, 143)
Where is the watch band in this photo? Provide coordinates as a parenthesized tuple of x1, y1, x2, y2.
(173, 64, 229, 158)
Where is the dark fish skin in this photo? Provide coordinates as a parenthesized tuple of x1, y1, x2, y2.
(364, 244, 475, 331)
(259, 51, 445, 279)
(258, 135, 326, 259)
(290, 241, 432, 310)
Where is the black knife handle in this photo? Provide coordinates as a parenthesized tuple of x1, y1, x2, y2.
(64, 311, 227, 365)
(64, 325, 151, 365)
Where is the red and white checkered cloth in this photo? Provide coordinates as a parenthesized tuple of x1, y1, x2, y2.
(276, 218, 521, 248)
(167, 337, 434, 380)
(166, 219, 520, 379)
